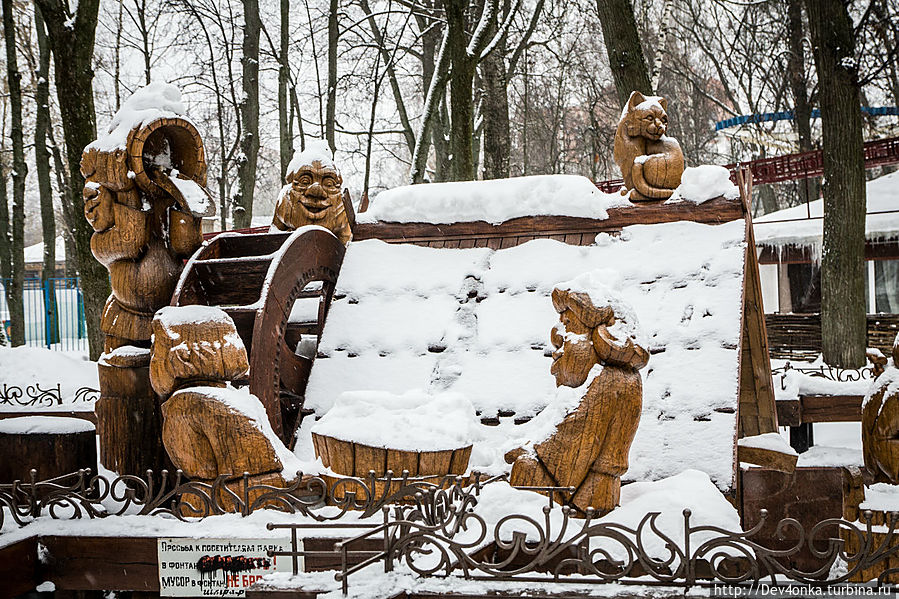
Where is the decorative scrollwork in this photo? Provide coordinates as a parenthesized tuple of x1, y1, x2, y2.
(0, 468, 485, 533)
(0, 384, 99, 408)
(269, 484, 899, 593)
(773, 362, 875, 390)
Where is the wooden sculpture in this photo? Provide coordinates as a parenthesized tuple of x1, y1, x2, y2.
(614, 91, 685, 201)
(506, 286, 649, 516)
(150, 306, 290, 510)
(862, 333, 899, 484)
(83, 102, 214, 475)
(272, 145, 352, 244)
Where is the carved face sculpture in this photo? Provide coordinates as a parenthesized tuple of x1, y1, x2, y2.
(624, 92, 669, 141)
(282, 160, 343, 224)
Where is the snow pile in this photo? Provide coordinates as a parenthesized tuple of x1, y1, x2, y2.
(860, 482, 899, 512)
(357, 175, 630, 225)
(171, 385, 302, 479)
(287, 139, 337, 175)
(738, 432, 797, 456)
(305, 219, 747, 489)
(594, 469, 741, 559)
(155, 304, 235, 327)
(754, 170, 899, 256)
(0, 346, 98, 411)
(88, 82, 188, 152)
(311, 390, 479, 451)
(775, 367, 871, 402)
(472, 470, 740, 560)
(668, 165, 739, 204)
(0, 415, 95, 435)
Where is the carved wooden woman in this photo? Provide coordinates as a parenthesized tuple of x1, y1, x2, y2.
(507, 285, 649, 515)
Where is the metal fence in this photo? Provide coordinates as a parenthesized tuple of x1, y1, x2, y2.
(0, 277, 87, 352)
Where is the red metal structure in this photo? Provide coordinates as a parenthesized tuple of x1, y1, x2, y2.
(595, 136, 899, 193)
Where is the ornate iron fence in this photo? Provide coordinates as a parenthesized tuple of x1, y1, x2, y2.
(0, 383, 99, 408)
(271, 485, 899, 594)
(0, 468, 484, 530)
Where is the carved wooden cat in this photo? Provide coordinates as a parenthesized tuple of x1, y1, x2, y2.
(613, 91, 684, 201)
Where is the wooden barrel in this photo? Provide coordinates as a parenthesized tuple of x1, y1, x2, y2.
(311, 432, 472, 503)
(0, 416, 96, 483)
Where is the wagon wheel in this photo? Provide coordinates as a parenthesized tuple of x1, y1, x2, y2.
(171, 226, 346, 445)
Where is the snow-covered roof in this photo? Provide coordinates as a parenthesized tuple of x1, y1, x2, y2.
(23, 236, 66, 263)
(358, 175, 627, 225)
(754, 170, 899, 254)
(302, 220, 747, 490)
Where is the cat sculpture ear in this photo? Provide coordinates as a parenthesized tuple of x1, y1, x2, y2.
(658, 97, 668, 112)
(628, 91, 646, 110)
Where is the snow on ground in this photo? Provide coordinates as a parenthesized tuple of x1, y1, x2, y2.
(357, 175, 630, 224)
(754, 170, 899, 259)
(304, 220, 747, 489)
(23, 236, 66, 264)
(0, 346, 98, 412)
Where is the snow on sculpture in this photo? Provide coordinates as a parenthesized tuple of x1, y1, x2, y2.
(82, 82, 214, 475)
(505, 275, 649, 516)
(614, 91, 685, 201)
(862, 333, 899, 484)
(150, 305, 300, 511)
(272, 141, 352, 244)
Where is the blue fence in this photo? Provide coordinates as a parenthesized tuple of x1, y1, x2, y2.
(0, 277, 87, 352)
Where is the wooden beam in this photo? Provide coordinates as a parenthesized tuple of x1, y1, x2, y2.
(800, 394, 862, 423)
(355, 196, 743, 243)
(0, 535, 39, 597)
(737, 445, 798, 473)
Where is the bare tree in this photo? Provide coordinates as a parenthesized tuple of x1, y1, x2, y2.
(3, 0, 28, 346)
(596, 0, 652, 106)
(34, 4, 59, 344)
(233, 0, 261, 228)
(806, 0, 866, 368)
(34, 0, 111, 359)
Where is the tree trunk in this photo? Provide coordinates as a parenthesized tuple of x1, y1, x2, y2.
(3, 0, 28, 347)
(595, 0, 652, 107)
(805, 0, 866, 368)
(34, 0, 110, 360)
(278, 0, 291, 181)
(234, 0, 261, 229)
(325, 0, 338, 154)
(787, 0, 818, 206)
(445, 0, 485, 182)
(34, 5, 59, 344)
(481, 0, 509, 180)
